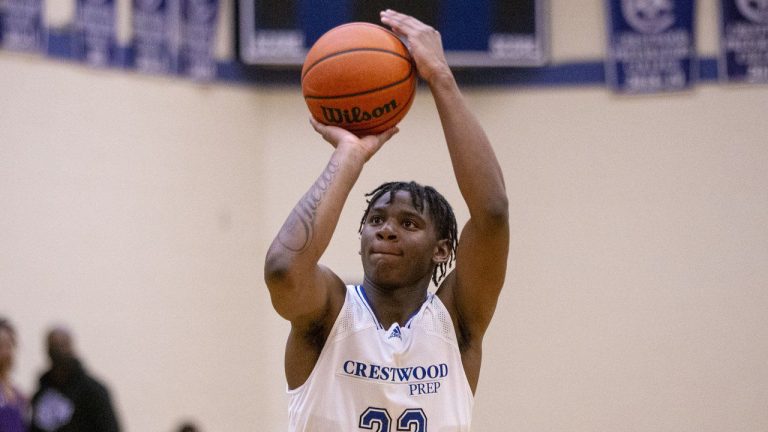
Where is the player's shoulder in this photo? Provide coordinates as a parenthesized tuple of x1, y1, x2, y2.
(319, 265, 348, 306)
(301, 265, 348, 328)
(434, 273, 459, 321)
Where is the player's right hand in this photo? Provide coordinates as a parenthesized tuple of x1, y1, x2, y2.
(380, 9, 452, 84)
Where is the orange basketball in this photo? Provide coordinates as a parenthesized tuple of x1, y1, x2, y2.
(301, 23, 416, 136)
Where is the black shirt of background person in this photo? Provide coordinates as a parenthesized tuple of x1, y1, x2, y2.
(30, 327, 120, 432)
(30, 358, 119, 432)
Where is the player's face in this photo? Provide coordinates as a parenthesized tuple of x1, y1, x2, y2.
(47, 330, 74, 365)
(360, 190, 440, 289)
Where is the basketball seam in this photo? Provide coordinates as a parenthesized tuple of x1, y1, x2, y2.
(343, 83, 417, 133)
(330, 22, 398, 34)
(301, 48, 413, 82)
(304, 65, 415, 100)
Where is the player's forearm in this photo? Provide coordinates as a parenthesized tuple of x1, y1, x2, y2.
(429, 73, 508, 219)
(265, 147, 366, 280)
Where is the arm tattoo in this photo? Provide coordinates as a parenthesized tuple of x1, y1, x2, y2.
(277, 159, 340, 252)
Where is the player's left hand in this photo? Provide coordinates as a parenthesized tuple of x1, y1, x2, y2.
(310, 117, 398, 162)
(380, 9, 451, 84)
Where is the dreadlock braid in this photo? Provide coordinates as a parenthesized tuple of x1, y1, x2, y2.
(359, 181, 458, 286)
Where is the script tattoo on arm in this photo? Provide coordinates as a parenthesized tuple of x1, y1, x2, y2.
(277, 159, 340, 253)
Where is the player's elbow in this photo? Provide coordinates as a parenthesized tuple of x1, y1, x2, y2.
(264, 249, 296, 288)
(483, 194, 509, 227)
(263, 254, 300, 318)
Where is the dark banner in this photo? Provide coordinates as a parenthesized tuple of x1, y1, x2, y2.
(73, 0, 117, 67)
(236, 0, 548, 67)
(719, 0, 768, 83)
(1, 0, 44, 52)
(605, 0, 696, 93)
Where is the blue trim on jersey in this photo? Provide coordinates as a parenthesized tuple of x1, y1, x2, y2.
(357, 285, 432, 330)
(404, 294, 432, 329)
(356, 285, 383, 330)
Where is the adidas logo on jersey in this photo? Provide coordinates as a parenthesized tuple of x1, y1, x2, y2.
(388, 326, 402, 340)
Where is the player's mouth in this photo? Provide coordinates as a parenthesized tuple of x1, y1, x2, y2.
(370, 249, 402, 257)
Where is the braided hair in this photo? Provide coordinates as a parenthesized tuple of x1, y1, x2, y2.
(359, 181, 458, 285)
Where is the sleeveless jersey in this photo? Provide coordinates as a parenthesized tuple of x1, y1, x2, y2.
(287, 285, 474, 432)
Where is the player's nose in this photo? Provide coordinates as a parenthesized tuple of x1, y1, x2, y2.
(375, 220, 397, 240)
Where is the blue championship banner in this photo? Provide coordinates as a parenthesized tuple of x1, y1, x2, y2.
(176, 0, 219, 81)
(1, 0, 44, 52)
(605, 0, 696, 93)
(73, 0, 117, 67)
(132, 0, 173, 74)
(719, 0, 768, 83)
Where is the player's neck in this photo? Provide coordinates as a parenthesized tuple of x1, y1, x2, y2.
(362, 280, 430, 328)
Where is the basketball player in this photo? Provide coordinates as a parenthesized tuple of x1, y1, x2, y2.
(264, 10, 509, 431)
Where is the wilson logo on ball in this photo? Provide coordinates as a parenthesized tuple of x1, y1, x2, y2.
(320, 99, 399, 125)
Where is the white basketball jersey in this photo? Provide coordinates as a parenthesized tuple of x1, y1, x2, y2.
(287, 285, 474, 432)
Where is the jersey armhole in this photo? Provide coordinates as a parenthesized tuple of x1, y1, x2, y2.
(286, 285, 355, 395)
(430, 293, 477, 401)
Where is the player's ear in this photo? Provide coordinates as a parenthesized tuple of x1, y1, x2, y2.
(432, 239, 450, 264)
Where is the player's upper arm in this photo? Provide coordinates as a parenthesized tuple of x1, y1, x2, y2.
(447, 201, 509, 338)
(264, 247, 344, 324)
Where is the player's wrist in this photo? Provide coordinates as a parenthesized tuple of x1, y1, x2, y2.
(425, 67, 456, 90)
(334, 141, 369, 165)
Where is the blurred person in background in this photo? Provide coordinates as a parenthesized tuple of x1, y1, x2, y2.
(0, 317, 28, 432)
(176, 421, 201, 432)
(29, 326, 120, 432)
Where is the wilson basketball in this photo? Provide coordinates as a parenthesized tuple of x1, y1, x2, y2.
(301, 23, 416, 136)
